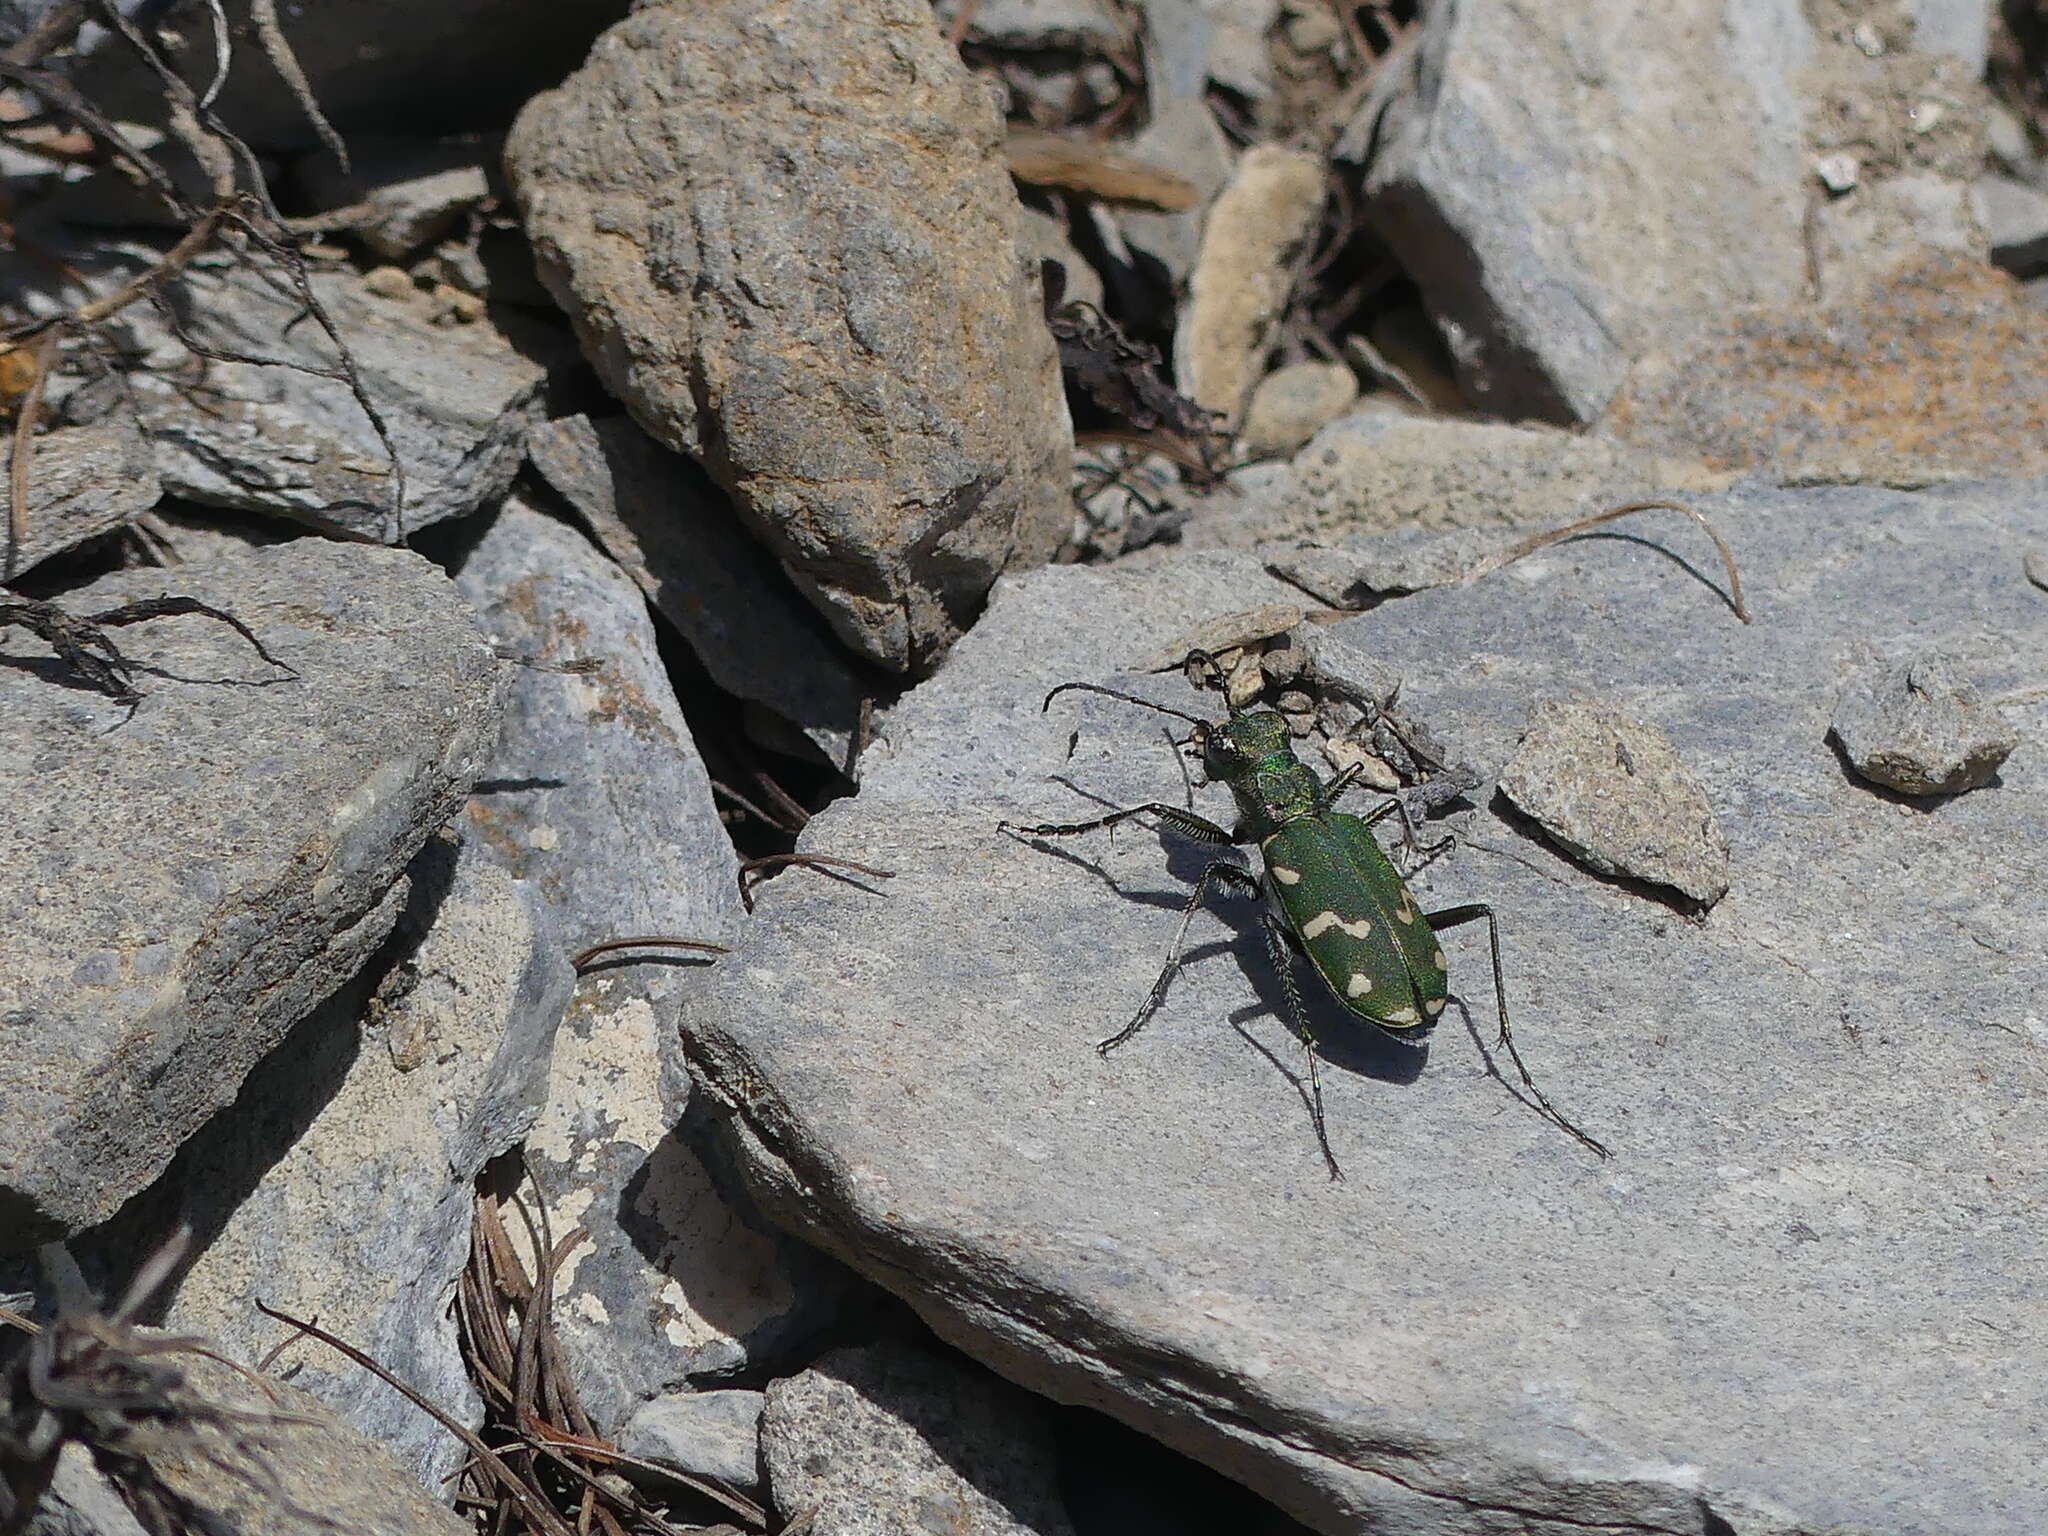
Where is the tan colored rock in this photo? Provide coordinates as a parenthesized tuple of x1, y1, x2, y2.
(1175, 144, 1324, 428)
(1601, 255, 2048, 485)
(506, 0, 1071, 673)
(1238, 360, 1360, 457)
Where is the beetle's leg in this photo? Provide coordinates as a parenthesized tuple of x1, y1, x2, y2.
(1312, 760, 1367, 812)
(1256, 911, 1343, 1181)
(1098, 859, 1260, 1055)
(1000, 803, 1234, 845)
(1344, 789, 1456, 873)
(1425, 903, 1612, 1159)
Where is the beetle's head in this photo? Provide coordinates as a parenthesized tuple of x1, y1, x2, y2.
(1194, 709, 1292, 782)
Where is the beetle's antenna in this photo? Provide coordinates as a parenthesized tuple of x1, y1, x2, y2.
(1042, 680, 1210, 727)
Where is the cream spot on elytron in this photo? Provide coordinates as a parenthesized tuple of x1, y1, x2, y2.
(1422, 996, 1446, 1017)
(1346, 972, 1373, 997)
(1383, 1004, 1421, 1026)
(1301, 910, 1373, 940)
(1430, 948, 1445, 969)
(1271, 865, 1301, 885)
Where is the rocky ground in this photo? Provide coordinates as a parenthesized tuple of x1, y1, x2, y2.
(0, 2, 2042, 1535)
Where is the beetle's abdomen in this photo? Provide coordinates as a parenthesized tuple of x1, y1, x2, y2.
(1263, 814, 1448, 1038)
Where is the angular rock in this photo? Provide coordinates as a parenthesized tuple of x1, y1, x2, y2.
(1601, 255, 2048, 484)
(525, 417, 867, 769)
(619, 1389, 766, 1495)
(1, 414, 160, 579)
(679, 484, 2047, 1534)
(761, 1343, 1075, 1536)
(1912, 0, 1995, 75)
(505, 0, 1073, 673)
(453, 494, 742, 959)
(1174, 145, 1323, 426)
(1498, 697, 1731, 907)
(933, 0, 1129, 52)
(1113, 97, 1235, 287)
(1185, 410, 1727, 548)
(1237, 360, 1359, 458)
(109, 833, 572, 1488)
(21, 1444, 149, 1536)
(1829, 653, 2017, 796)
(1141, 0, 1280, 106)
(122, 258, 543, 540)
(0, 541, 501, 1246)
(452, 499, 843, 1425)
(521, 974, 858, 1431)
(290, 135, 500, 260)
(1352, 0, 1813, 422)
(1974, 173, 2048, 276)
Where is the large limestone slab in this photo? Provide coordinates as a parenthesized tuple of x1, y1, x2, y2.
(505, 0, 1072, 672)
(1352, 0, 1814, 423)
(453, 498, 848, 1428)
(681, 485, 2045, 1534)
(1600, 255, 2048, 484)
(0, 541, 502, 1245)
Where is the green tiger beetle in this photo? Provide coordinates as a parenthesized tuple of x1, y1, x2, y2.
(1001, 650, 1610, 1179)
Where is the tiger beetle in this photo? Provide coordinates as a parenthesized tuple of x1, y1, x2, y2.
(1001, 651, 1610, 1179)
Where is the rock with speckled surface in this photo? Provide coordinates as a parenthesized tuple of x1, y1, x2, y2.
(1830, 652, 2018, 796)
(1499, 697, 1731, 907)
(761, 1343, 1074, 1536)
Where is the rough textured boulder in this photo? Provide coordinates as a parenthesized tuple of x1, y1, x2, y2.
(505, 0, 1073, 673)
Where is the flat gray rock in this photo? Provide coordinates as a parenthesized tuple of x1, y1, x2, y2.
(620, 1388, 766, 1494)
(124, 257, 544, 540)
(136, 832, 570, 1488)
(526, 416, 867, 769)
(761, 1343, 1074, 1536)
(505, 0, 1072, 673)
(1351, 0, 1812, 422)
(453, 498, 846, 1426)
(2, 414, 160, 579)
(681, 484, 2046, 1535)
(1498, 697, 1731, 908)
(0, 541, 501, 1246)
(1829, 652, 2018, 797)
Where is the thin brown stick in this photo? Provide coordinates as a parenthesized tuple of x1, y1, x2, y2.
(252, 1301, 577, 1536)
(1455, 498, 1751, 624)
(569, 936, 729, 972)
(249, 0, 349, 172)
(4, 326, 57, 580)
